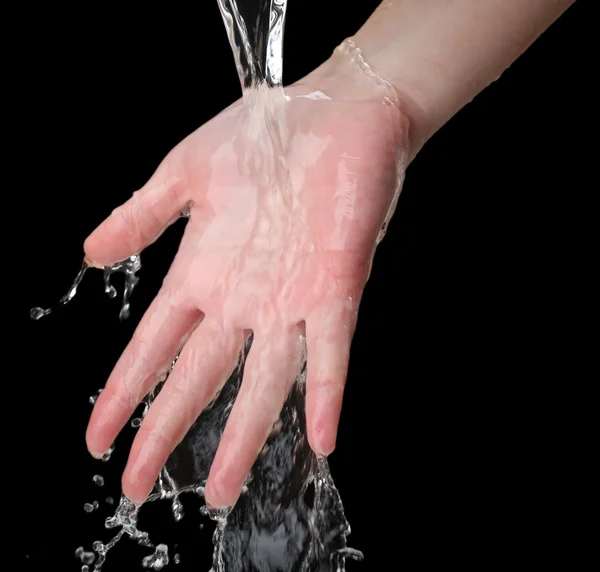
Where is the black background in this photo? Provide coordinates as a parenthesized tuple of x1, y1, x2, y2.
(8, 1, 589, 570)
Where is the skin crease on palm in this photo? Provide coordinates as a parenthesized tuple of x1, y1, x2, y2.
(84, 43, 411, 509)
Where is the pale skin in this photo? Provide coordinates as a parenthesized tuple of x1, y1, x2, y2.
(85, 0, 575, 508)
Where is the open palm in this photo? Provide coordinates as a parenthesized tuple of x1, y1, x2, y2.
(85, 71, 409, 508)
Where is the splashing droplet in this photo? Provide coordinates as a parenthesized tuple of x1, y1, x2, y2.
(102, 255, 141, 321)
(101, 444, 115, 462)
(29, 261, 88, 320)
(29, 306, 51, 320)
(81, 551, 95, 565)
(142, 544, 169, 570)
(30, 256, 141, 323)
(89, 389, 102, 405)
(103, 268, 117, 299)
(93, 475, 105, 486)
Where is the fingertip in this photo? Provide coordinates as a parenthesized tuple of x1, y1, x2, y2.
(82, 229, 98, 256)
(86, 392, 116, 459)
(86, 416, 110, 459)
(308, 422, 337, 457)
(306, 384, 343, 457)
(85, 422, 105, 460)
(121, 435, 165, 505)
(121, 462, 155, 506)
(86, 433, 107, 460)
(83, 225, 116, 268)
(204, 476, 240, 510)
(122, 482, 151, 506)
(88, 448, 105, 460)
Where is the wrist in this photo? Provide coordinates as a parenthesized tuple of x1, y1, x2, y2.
(294, 39, 431, 164)
(347, 0, 575, 157)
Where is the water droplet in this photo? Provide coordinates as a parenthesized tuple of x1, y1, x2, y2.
(174, 553, 181, 564)
(89, 389, 102, 405)
(142, 544, 169, 570)
(93, 474, 105, 486)
(93, 501, 99, 510)
(92, 541, 104, 552)
(29, 306, 50, 320)
(106, 496, 114, 505)
(131, 417, 142, 428)
(101, 443, 115, 462)
(172, 498, 184, 522)
(83, 503, 94, 513)
(119, 303, 130, 321)
(82, 566, 89, 572)
(75, 546, 95, 565)
(103, 267, 118, 299)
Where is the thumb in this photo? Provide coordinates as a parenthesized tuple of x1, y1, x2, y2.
(84, 151, 189, 266)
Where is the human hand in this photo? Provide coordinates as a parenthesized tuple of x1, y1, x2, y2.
(85, 45, 411, 508)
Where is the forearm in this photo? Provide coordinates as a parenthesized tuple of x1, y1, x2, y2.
(351, 0, 575, 159)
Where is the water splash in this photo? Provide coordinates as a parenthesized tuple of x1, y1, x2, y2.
(77, 337, 361, 571)
(102, 255, 141, 321)
(29, 255, 141, 322)
(29, 261, 88, 320)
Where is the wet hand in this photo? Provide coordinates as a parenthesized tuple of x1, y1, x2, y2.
(84, 59, 410, 508)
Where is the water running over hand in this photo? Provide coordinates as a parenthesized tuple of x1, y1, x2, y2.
(31, 1, 390, 570)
